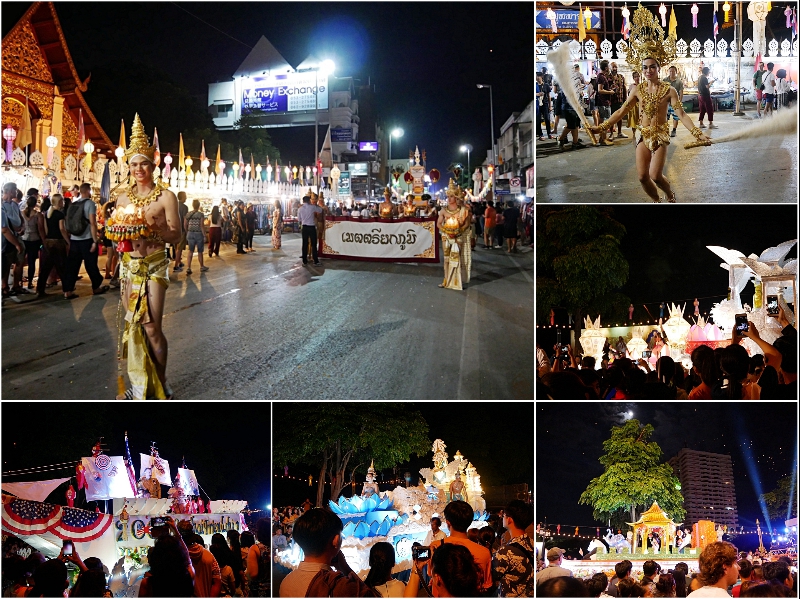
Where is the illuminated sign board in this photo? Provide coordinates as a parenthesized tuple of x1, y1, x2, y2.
(359, 141, 379, 152)
(535, 10, 601, 30)
(348, 162, 368, 176)
(241, 72, 328, 114)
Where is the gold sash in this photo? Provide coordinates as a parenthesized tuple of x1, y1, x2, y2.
(120, 250, 170, 400)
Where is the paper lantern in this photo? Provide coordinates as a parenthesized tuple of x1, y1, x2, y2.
(692, 3, 699, 27)
(579, 315, 606, 365)
(626, 337, 648, 360)
(662, 303, 691, 353)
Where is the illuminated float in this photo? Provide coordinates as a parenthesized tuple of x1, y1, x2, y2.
(276, 439, 489, 577)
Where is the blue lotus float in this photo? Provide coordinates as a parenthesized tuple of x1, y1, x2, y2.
(328, 493, 403, 539)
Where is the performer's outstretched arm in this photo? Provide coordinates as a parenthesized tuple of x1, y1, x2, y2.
(590, 88, 638, 132)
(670, 87, 711, 142)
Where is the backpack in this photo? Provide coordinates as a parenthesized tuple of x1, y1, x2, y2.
(66, 199, 90, 236)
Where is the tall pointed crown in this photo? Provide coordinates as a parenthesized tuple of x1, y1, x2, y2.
(627, 3, 677, 69)
(446, 178, 464, 199)
(126, 114, 156, 163)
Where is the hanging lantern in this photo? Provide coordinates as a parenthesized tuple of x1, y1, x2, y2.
(46, 134, 59, 166)
(266, 164, 273, 182)
(184, 156, 193, 170)
(723, 1, 730, 22)
(3, 125, 16, 161)
(691, 3, 699, 27)
(546, 7, 558, 33)
(584, 6, 592, 29)
(622, 3, 630, 19)
(766, 1, 771, 11)
(659, 3, 667, 27)
(292, 165, 298, 179)
(255, 164, 262, 180)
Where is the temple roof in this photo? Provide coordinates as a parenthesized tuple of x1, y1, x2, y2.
(2, 2, 112, 152)
(233, 36, 293, 78)
(627, 502, 676, 527)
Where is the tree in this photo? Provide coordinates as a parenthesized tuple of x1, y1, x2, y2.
(760, 475, 798, 522)
(537, 206, 630, 348)
(273, 404, 430, 507)
(220, 110, 281, 165)
(579, 419, 685, 530)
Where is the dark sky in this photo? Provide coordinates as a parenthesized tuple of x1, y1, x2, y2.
(274, 402, 533, 507)
(537, 402, 798, 531)
(1, 402, 270, 511)
(614, 205, 798, 315)
(1, 2, 536, 176)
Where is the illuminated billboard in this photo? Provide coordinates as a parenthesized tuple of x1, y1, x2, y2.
(241, 72, 329, 114)
(359, 141, 379, 152)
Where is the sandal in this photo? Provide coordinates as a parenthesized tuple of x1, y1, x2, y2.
(64, 293, 79, 300)
(93, 285, 110, 295)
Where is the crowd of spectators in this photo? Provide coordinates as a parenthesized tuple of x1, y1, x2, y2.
(536, 541, 797, 598)
(538, 310, 796, 401)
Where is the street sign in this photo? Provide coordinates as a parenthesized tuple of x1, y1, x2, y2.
(510, 177, 521, 194)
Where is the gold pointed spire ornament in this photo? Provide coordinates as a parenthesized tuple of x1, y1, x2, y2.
(445, 178, 464, 200)
(125, 114, 156, 163)
(626, 3, 678, 69)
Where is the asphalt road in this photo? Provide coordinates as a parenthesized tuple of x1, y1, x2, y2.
(536, 110, 798, 202)
(2, 233, 534, 400)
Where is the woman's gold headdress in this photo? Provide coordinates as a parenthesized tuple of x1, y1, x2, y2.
(125, 114, 156, 163)
(627, 3, 677, 69)
(446, 178, 464, 199)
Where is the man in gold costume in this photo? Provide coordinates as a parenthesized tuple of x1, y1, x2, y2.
(589, 4, 710, 202)
(111, 115, 181, 399)
(437, 180, 472, 291)
(378, 187, 398, 219)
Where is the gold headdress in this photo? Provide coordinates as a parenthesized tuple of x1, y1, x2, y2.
(446, 178, 464, 200)
(125, 114, 156, 163)
(627, 3, 677, 69)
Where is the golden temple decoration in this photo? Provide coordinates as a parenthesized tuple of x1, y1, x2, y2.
(627, 3, 677, 69)
(1, 22, 54, 83)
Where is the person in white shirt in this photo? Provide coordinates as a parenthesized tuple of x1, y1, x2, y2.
(686, 541, 740, 597)
(762, 62, 777, 116)
(360, 205, 370, 219)
(423, 517, 447, 547)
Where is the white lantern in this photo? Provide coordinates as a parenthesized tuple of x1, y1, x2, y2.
(579, 315, 607, 365)
(662, 303, 692, 354)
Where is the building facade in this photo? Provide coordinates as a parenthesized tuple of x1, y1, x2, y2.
(668, 448, 738, 528)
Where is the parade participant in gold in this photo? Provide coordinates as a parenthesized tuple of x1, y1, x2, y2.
(402, 195, 417, 218)
(589, 4, 710, 202)
(107, 114, 181, 399)
(437, 180, 472, 291)
(378, 188, 397, 219)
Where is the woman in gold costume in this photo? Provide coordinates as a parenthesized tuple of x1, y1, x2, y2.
(378, 188, 398, 219)
(107, 114, 182, 399)
(437, 180, 472, 291)
(589, 5, 710, 202)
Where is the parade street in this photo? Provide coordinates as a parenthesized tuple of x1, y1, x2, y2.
(1, 234, 533, 400)
(536, 110, 798, 202)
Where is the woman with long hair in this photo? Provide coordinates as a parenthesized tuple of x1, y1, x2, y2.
(20, 194, 42, 290)
(208, 205, 222, 257)
(209, 538, 241, 597)
(35, 194, 70, 299)
(364, 542, 405, 597)
(271, 199, 283, 250)
(714, 344, 759, 399)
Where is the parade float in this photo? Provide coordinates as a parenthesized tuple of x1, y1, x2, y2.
(553, 239, 797, 370)
(276, 439, 489, 577)
(2, 440, 249, 597)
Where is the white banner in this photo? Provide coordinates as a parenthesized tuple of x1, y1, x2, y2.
(1, 478, 71, 503)
(139, 454, 171, 486)
(177, 468, 199, 496)
(82, 457, 134, 501)
(321, 218, 438, 262)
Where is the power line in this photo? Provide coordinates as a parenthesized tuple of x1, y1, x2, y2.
(169, 3, 253, 50)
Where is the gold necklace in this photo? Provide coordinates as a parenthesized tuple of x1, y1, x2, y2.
(639, 82, 669, 119)
(127, 180, 164, 207)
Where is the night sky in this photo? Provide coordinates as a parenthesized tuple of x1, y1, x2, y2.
(1, 2, 536, 176)
(539, 204, 798, 320)
(274, 402, 533, 508)
(536, 402, 798, 531)
(1, 403, 270, 512)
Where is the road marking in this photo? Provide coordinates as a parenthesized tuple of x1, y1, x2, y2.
(7, 348, 109, 387)
(508, 255, 535, 285)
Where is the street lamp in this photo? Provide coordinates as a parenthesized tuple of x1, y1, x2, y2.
(314, 59, 335, 189)
(459, 144, 472, 181)
(388, 127, 403, 185)
(476, 83, 496, 194)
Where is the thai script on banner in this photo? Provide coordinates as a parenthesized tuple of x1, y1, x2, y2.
(322, 218, 438, 263)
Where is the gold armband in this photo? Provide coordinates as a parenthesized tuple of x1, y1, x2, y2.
(598, 121, 611, 133)
(690, 126, 703, 139)
(672, 99, 682, 111)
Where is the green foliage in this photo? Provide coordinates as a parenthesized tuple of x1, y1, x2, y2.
(273, 404, 430, 504)
(579, 419, 685, 529)
(221, 110, 281, 164)
(536, 206, 630, 324)
(760, 475, 798, 521)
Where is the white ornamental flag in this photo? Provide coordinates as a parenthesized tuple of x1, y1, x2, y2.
(139, 453, 171, 486)
(178, 468, 199, 496)
(81, 456, 133, 501)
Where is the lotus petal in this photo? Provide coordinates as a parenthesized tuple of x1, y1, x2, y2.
(329, 500, 343, 514)
(377, 517, 393, 536)
(342, 521, 356, 538)
(354, 521, 370, 539)
(363, 495, 378, 512)
(369, 520, 380, 537)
